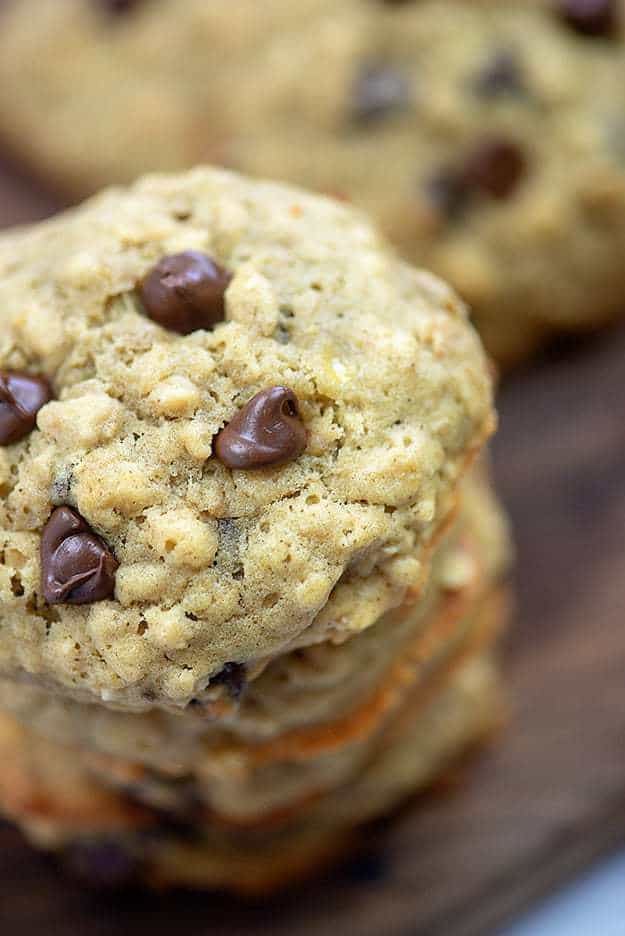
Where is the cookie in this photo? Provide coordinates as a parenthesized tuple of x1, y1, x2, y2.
(0, 469, 510, 778)
(0, 1, 624, 362)
(0, 165, 506, 891)
(0, 166, 493, 711)
(0, 651, 502, 893)
(0, 466, 510, 829)
(82, 588, 508, 825)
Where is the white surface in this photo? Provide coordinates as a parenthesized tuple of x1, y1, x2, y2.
(502, 851, 625, 935)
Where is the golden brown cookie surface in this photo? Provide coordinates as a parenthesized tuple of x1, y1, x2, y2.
(0, 167, 492, 710)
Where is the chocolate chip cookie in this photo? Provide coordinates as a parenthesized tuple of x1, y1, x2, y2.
(0, 0, 624, 363)
(0, 456, 510, 891)
(0, 468, 511, 778)
(0, 166, 493, 712)
(0, 650, 502, 893)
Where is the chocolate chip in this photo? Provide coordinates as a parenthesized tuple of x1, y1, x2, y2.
(425, 167, 470, 220)
(557, 0, 618, 36)
(351, 64, 411, 124)
(211, 662, 247, 699)
(0, 371, 52, 446)
(474, 51, 524, 97)
(425, 138, 527, 220)
(139, 251, 232, 335)
(214, 386, 307, 469)
(463, 138, 527, 199)
(98, 0, 140, 14)
(41, 506, 118, 605)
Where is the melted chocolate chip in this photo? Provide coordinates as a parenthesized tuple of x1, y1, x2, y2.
(557, 0, 618, 36)
(139, 251, 232, 335)
(211, 662, 247, 699)
(425, 167, 470, 220)
(41, 506, 118, 605)
(474, 51, 524, 97)
(463, 138, 527, 199)
(351, 64, 410, 124)
(214, 386, 307, 469)
(0, 371, 52, 446)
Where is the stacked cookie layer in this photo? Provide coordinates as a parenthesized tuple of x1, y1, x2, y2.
(0, 168, 509, 891)
(0, 471, 509, 891)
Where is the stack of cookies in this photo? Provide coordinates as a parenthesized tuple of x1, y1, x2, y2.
(0, 167, 510, 892)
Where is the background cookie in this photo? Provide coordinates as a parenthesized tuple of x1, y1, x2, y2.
(0, 0, 624, 362)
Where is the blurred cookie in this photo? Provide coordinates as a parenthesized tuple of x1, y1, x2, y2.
(0, 650, 502, 893)
(0, 1, 624, 361)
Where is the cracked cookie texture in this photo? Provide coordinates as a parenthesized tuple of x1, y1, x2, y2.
(0, 167, 493, 711)
(0, 1, 624, 362)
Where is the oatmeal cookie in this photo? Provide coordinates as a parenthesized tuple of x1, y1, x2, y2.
(0, 1, 624, 361)
(0, 167, 492, 710)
